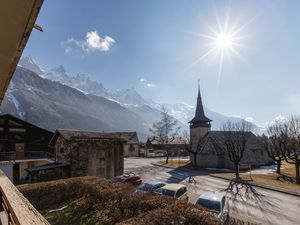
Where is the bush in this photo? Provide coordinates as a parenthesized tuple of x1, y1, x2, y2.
(19, 177, 219, 225)
(119, 201, 219, 225)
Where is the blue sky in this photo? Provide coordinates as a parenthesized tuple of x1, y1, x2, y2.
(23, 0, 300, 126)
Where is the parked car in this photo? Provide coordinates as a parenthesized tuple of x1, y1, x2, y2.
(154, 183, 188, 200)
(137, 180, 166, 193)
(111, 173, 142, 186)
(196, 192, 229, 224)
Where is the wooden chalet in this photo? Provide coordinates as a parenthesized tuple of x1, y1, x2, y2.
(0, 114, 54, 183)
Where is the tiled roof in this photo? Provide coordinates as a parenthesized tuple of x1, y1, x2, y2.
(49, 129, 127, 146)
(198, 131, 265, 158)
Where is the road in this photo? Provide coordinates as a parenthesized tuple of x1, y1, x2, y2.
(125, 157, 300, 225)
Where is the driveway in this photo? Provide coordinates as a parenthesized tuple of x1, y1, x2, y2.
(125, 157, 300, 225)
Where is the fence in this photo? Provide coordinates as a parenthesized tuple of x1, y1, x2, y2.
(0, 151, 54, 162)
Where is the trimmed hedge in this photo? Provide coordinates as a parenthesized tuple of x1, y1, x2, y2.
(18, 177, 220, 225)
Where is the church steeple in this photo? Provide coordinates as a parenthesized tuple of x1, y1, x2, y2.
(189, 80, 212, 127)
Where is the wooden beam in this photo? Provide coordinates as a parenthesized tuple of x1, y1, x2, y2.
(0, 170, 50, 225)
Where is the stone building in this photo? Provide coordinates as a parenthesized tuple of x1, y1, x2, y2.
(49, 129, 125, 179)
(189, 84, 272, 169)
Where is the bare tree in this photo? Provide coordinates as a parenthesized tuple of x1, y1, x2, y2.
(264, 122, 288, 174)
(150, 106, 181, 163)
(222, 120, 254, 179)
(285, 116, 300, 184)
(182, 130, 209, 168)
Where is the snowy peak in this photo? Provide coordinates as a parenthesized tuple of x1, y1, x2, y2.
(51, 65, 67, 75)
(19, 55, 45, 77)
(112, 88, 148, 106)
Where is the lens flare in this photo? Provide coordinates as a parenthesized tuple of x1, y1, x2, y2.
(185, 7, 254, 91)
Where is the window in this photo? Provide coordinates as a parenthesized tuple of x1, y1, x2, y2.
(176, 188, 186, 198)
(60, 147, 64, 153)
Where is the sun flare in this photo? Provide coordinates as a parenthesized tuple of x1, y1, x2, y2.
(216, 32, 233, 50)
(186, 8, 253, 90)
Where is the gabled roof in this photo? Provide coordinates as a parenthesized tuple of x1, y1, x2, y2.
(198, 131, 265, 158)
(0, 0, 43, 104)
(117, 132, 139, 144)
(189, 82, 211, 124)
(0, 114, 53, 134)
(49, 129, 128, 146)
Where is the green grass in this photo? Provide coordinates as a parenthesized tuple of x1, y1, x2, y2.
(42, 198, 106, 225)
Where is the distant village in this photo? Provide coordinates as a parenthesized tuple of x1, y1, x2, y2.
(0, 84, 274, 184)
(0, 1, 300, 225)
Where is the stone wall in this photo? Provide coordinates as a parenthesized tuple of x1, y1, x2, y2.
(55, 137, 124, 179)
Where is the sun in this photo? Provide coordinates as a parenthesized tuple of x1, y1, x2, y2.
(185, 8, 253, 90)
(216, 32, 233, 50)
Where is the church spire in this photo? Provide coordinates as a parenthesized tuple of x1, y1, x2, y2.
(189, 80, 212, 125)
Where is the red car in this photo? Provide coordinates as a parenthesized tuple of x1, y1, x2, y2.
(111, 173, 142, 186)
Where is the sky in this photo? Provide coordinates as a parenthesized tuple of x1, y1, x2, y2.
(23, 0, 300, 127)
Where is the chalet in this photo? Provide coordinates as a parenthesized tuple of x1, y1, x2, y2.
(49, 129, 126, 179)
(146, 137, 188, 157)
(189, 84, 273, 169)
(0, 114, 54, 183)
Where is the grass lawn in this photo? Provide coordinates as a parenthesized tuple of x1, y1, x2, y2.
(157, 158, 300, 192)
(219, 162, 300, 192)
(157, 158, 191, 168)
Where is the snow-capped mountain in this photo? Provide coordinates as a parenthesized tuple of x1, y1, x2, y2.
(14, 55, 258, 137)
(19, 55, 45, 77)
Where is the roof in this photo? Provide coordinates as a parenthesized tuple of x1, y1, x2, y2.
(146, 137, 187, 146)
(144, 179, 165, 186)
(198, 192, 225, 202)
(117, 132, 139, 144)
(25, 163, 69, 173)
(0, 0, 43, 104)
(197, 131, 266, 162)
(0, 114, 53, 134)
(49, 129, 127, 146)
(189, 82, 212, 124)
(161, 183, 186, 191)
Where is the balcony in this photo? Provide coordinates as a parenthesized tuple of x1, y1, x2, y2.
(0, 170, 49, 225)
(0, 151, 55, 162)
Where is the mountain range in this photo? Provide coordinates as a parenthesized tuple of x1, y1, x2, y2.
(0, 56, 257, 141)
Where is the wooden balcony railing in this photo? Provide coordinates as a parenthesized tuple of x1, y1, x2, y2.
(0, 151, 54, 162)
(0, 170, 50, 225)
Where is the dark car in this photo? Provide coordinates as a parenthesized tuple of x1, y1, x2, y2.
(111, 172, 142, 186)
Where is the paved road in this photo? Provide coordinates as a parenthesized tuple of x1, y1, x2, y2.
(125, 157, 300, 225)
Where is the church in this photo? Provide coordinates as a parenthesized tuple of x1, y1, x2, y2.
(189, 84, 272, 169)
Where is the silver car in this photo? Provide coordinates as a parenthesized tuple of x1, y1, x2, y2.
(196, 192, 229, 224)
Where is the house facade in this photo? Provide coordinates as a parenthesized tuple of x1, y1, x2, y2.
(146, 137, 188, 157)
(0, 114, 54, 183)
(189, 84, 272, 169)
(118, 132, 139, 157)
(49, 129, 125, 179)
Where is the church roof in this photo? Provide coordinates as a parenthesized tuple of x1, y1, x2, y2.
(189, 82, 211, 124)
(197, 131, 269, 164)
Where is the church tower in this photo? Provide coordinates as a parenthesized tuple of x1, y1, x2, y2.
(189, 81, 212, 144)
